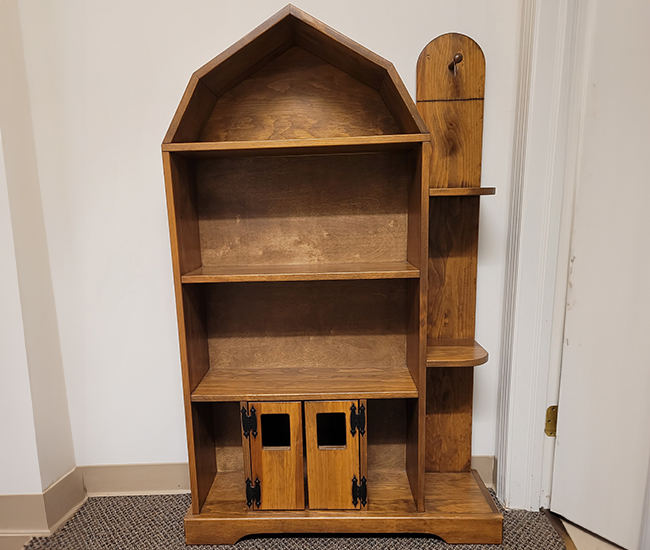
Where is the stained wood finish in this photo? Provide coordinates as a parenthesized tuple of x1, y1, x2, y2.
(203, 279, 407, 373)
(186, 470, 501, 544)
(427, 338, 488, 367)
(427, 197, 479, 340)
(419, 101, 484, 189)
(248, 401, 305, 510)
(304, 400, 362, 510)
(192, 365, 418, 402)
(201, 47, 400, 142)
(195, 153, 410, 268)
(192, 403, 217, 513)
(426, 367, 474, 472)
(429, 187, 495, 196)
(166, 6, 426, 143)
(181, 261, 419, 283)
(213, 402, 245, 474)
(416, 33, 486, 102)
(163, 134, 428, 156)
(366, 399, 407, 472)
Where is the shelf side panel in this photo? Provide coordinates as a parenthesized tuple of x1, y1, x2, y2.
(200, 46, 401, 142)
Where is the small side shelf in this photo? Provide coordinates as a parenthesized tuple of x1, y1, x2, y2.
(191, 364, 419, 402)
(182, 262, 420, 283)
(426, 339, 489, 367)
(163, 134, 429, 157)
(429, 187, 496, 197)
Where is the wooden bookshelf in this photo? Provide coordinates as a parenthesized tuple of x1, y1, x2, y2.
(163, 6, 500, 545)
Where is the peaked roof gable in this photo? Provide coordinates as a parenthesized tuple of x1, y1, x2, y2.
(164, 5, 427, 143)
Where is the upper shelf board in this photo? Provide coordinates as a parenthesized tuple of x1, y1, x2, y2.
(164, 5, 428, 144)
(162, 134, 429, 157)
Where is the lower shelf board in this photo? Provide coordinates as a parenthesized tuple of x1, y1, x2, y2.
(185, 470, 502, 545)
(191, 364, 419, 401)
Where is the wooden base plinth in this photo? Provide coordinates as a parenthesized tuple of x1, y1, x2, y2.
(184, 470, 502, 545)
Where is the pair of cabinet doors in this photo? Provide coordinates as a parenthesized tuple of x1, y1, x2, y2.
(241, 400, 367, 511)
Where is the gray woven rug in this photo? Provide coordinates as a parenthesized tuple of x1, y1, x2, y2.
(24, 493, 564, 550)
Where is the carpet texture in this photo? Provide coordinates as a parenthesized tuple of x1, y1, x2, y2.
(24, 493, 564, 550)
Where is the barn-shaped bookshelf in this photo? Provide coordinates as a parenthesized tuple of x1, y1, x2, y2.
(163, 4, 501, 544)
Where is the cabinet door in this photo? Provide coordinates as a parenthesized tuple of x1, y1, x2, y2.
(245, 401, 305, 510)
(304, 400, 366, 510)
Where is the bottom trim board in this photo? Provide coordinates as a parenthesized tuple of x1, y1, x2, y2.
(185, 470, 502, 545)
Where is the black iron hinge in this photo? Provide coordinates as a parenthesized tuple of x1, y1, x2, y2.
(352, 475, 367, 507)
(241, 406, 257, 438)
(245, 477, 261, 508)
(350, 403, 366, 436)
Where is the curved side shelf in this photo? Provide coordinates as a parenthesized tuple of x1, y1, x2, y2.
(429, 187, 496, 197)
(426, 339, 489, 367)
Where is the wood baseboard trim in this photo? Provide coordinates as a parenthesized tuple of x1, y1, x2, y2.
(80, 462, 190, 496)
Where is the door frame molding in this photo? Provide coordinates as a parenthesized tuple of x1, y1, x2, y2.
(496, 0, 595, 510)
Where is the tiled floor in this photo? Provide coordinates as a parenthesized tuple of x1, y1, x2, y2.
(562, 520, 622, 550)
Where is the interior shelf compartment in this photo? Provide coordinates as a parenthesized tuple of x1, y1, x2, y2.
(163, 134, 429, 157)
(428, 187, 496, 196)
(426, 339, 488, 367)
(187, 470, 500, 544)
(187, 279, 417, 402)
(181, 261, 420, 283)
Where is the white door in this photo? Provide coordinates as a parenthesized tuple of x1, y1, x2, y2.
(550, 2, 650, 549)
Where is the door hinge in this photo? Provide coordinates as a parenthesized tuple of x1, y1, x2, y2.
(545, 405, 558, 437)
(241, 406, 257, 438)
(350, 403, 366, 436)
(245, 477, 261, 508)
(352, 475, 367, 507)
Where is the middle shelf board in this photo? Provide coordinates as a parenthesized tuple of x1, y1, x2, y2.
(190, 364, 419, 402)
(182, 262, 420, 283)
(429, 187, 496, 197)
(426, 339, 489, 368)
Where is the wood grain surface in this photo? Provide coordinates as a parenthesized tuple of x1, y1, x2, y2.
(201, 47, 400, 142)
(163, 134, 428, 156)
(304, 400, 361, 510)
(416, 33, 486, 101)
(419, 101, 484, 189)
(249, 401, 305, 510)
(425, 367, 473, 472)
(187, 470, 501, 544)
(427, 338, 488, 367)
(427, 197, 479, 339)
(196, 152, 411, 268)
(429, 187, 495, 196)
(181, 261, 419, 283)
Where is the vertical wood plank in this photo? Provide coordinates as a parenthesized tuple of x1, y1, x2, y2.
(249, 401, 304, 510)
(240, 401, 252, 483)
(426, 368, 473, 472)
(304, 400, 360, 510)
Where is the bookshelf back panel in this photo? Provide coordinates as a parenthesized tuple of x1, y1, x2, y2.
(200, 46, 400, 142)
(196, 152, 411, 267)
(205, 280, 407, 370)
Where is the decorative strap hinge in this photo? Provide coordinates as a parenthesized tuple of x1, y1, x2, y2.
(352, 475, 367, 507)
(241, 406, 257, 438)
(245, 477, 261, 508)
(350, 403, 366, 436)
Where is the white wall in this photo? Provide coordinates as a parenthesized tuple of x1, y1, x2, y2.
(0, 131, 42, 495)
(11, 0, 521, 466)
(0, 0, 76, 492)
